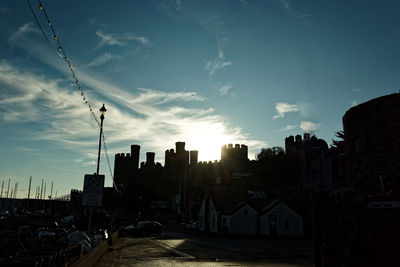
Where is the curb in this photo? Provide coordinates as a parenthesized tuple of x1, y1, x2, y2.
(70, 231, 119, 267)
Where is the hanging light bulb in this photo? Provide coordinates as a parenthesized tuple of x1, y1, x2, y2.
(64, 57, 69, 62)
(53, 35, 57, 40)
(76, 80, 79, 84)
(38, 4, 43, 10)
(70, 65, 74, 70)
(47, 21, 51, 26)
(73, 74, 76, 79)
(58, 46, 62, 51)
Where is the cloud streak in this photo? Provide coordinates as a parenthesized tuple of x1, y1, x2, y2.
(218, 84, 233, 96)
(205, 57, 232, 76)
(272, 102, 300, 119)
(87, 53, 118, 67)
(279, 125, 296, 131)
(0, 60, 265, 163)
(300, 121, 320, 132)
(95, 30, 149, 49)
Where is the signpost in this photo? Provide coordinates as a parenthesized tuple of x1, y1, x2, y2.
(83, 174, 104, 234)
(82, 174, 105, 207)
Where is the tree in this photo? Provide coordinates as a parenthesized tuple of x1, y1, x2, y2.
(330, 130, 345, 152)
(256, 146, 284, 161)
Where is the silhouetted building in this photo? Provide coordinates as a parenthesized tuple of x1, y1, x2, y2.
(221, 144, 249, 173)
(343, 93, 400, 193)
(114, 145, 140, 191)
(285, 133, 333, 189)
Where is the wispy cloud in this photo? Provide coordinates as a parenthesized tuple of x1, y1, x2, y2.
(9, 23, 39, 42)
(218, 84, 233, 96)
(205, 57, 232, 76)
(350, 100, 358, 106)
(205, 37, 232, 75)
(300, 121, 320, 132)
(15, 146, 38, 152)
(278, 0, 309, 19)
(279, 125, 296, 131)
(87, 53, 118, 67)
(272, 102, 300, 119)
(0, 60, 265, 163)
(95, 30, 150, 49)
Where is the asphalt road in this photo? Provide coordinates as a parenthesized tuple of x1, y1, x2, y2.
(94, 228, 314, 266)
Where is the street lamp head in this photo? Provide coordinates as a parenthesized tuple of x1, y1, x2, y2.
(100, 104, 107, 120)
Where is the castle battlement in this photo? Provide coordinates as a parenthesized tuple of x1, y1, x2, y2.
(221, 144, 248, 158)
(115, 152, 134, 158)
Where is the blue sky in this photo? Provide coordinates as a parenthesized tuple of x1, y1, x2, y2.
(0, 0, 399, 197)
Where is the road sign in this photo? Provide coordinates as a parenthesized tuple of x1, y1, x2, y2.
(82, 174, 104, 207)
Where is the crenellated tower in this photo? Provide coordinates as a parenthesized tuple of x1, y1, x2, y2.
(221, 143, 249, 172)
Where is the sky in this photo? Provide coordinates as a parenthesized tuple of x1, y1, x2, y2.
(0, 0, 399, 198)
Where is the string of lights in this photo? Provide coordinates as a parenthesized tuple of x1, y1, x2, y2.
(28, 0, 120, 193)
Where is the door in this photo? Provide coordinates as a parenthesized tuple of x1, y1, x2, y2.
(269, 215, 277, 236)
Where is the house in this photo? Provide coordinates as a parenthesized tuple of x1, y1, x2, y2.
(199, 185, 303, 236)
(259, 200, 303, 236)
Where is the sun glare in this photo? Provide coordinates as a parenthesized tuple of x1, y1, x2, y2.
(188, 125, 231, 162)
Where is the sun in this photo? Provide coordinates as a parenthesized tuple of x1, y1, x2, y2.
(187, 125, 232, 162)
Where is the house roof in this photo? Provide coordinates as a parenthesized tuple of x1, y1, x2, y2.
(203, 185, 279, 215)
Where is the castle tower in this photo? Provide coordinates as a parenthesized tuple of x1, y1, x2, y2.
(131, 145, 140, 170)
(146, 152, 155, 165)
(189, 150, 198, 165)
(221, 143, 249, 172)
(176, 142, 185, 153)
(285, 135, 295, 154)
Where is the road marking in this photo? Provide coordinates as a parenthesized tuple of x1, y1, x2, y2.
(148, 238, 196, 259)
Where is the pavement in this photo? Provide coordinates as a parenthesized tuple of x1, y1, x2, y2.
(94, 228, 314, 267)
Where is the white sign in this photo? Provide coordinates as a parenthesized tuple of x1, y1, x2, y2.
(82, 174, 104, 207)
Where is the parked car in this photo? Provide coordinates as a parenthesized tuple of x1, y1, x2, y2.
(185, 221, 199, 230)
(121, 221, 162, 237)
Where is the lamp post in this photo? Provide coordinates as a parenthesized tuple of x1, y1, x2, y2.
(88, 104, 107, 235)
(96, 104, 107, 175)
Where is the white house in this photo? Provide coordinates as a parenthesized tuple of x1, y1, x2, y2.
(199, 197, 220, 233)
(199, 186, 304, 237)
(221, 201, 258, 235)
(259, 200, 303, 236)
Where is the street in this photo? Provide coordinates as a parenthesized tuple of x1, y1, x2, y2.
(94, 228, 314, 266)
